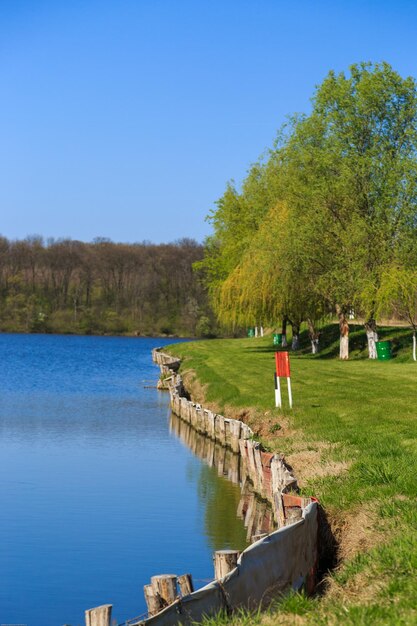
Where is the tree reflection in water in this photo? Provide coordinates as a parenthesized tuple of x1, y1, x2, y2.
(169, 413, 276, 552)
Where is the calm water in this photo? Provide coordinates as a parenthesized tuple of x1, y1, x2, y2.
(0, 334, 249, 626)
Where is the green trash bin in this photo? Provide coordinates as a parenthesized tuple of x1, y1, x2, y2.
(376, 340, 392, 360)
(273, 333, 282, 346)
(248, 327, 255, 338)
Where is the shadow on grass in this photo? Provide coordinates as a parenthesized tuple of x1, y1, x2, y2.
(243, 323, 415, 361)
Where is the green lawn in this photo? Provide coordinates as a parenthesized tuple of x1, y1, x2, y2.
(167, 325, 417, 625)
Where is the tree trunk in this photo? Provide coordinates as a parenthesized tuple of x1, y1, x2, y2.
(336, 305, 349, 360)
(291, 323, 300, 351)
(365, 318, 378, 359)
(307, 318, 320, 354)
(281, 316, 288, 347)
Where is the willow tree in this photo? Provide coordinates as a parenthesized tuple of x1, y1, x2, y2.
(217, 200, 326, 352)
(198, 156, 285, 322)
(216, 202, 288, 330)
(377, 266, 417, 360)
(281, 62, 417, 359)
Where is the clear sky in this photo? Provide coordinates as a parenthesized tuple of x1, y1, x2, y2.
(1, 0, 417, 244)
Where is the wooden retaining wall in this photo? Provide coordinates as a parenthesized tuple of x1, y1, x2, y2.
(84, 348, 318, 626)
(152, 348, 301, 527)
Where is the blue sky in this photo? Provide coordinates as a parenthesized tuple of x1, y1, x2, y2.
(1, 0, 417, 244)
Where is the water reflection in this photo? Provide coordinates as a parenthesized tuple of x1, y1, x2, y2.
(0, 334, 240, 626)
(169, 413, 277, 546)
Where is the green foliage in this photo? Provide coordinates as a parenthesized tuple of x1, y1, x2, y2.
(285, 62, 417, 316)
(377, 265, 417, 329)
(0, 237, 215, 337)
(200, 62, 417, 345)
(196, 314, 216, 338)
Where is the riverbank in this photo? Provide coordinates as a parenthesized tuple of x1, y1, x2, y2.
(0, 327, 190, 338)
(142, 348, 318, 626)
(166, 327, 417, 625)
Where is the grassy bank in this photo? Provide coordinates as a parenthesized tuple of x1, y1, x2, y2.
(167, 324, 417, 625)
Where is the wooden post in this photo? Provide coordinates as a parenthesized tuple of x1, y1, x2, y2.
(224, 418, 232, 447)
(240, 423, 252, 440)
(285, 506, 303, 525)
(213, 550, 239, 580)
(190, 404, 198, 428)
(251, 532, 268, 543)
(253, 445, 264, 494)
(144, 584, 162, 616)
(198, 408, 206, 433)
(177, 573, 194, 596)
(215, 414, 226, 445)
(174, 394, 180, 415)
(246, 440, 259, 484)
(206, 410, 216, 439)
(186, 401, 193, 423)
(228, 419, 241, 454)
(238, 438, 247, 458)
(203, 409, 210, 433)
(151, 575, 177, 607)
(85, 604, 112, 626)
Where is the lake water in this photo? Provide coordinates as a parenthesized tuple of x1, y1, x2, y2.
(0, 334, 250, 626)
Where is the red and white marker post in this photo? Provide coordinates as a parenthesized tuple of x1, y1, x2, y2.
(274, 351, 293, 408)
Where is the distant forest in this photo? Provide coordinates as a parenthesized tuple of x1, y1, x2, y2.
(0, 236, 216, 336)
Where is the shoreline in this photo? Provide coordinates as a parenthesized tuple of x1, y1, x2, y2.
(128, 348, 319, 626)
(0, 328, 189, 338)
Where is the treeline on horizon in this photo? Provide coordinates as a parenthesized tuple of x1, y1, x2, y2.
(198, 62, 417, 359)
(0, 236, 217, 337)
